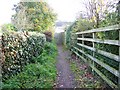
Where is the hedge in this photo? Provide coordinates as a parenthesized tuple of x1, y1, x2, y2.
(1, 31, 46, 81)
(2, 42, 58, 88)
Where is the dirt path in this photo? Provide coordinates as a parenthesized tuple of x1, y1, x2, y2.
(56, 45, 75, 88)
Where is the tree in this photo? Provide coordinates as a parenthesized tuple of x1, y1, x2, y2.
(12, 1, 56, 32)
(80, 0, 117, 28)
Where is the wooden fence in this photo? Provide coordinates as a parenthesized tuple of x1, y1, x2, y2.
(70, 24, 120, 88)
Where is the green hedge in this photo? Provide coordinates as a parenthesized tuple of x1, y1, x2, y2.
(2, 42, 57, 88)
(1, 31, 46, 81)
(65, 22, 75, 48)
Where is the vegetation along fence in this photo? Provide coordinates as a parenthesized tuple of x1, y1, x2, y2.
(70, 24, 120, 88)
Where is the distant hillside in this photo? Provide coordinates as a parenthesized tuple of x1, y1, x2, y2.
(55, 21, 72, 27)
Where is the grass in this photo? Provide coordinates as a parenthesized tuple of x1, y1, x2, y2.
(69, 56, 104, 88)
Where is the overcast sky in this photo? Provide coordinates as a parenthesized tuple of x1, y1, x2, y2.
(0, 0, 85, 25)
(47, 0, 85, 22)
(0, 0, 19, 25)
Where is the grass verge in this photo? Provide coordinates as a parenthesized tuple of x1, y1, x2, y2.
(69, 54, 106, 88)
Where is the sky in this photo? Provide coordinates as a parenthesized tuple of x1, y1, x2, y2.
(47, 0, 85, 22)
(0, 0, 19, 25)
(0, 0, 85, 25)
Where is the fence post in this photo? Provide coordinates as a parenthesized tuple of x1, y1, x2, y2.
(82, 34, 84, 57)
(75, 33, 78, 60)
(65, 31, 66, 46)
(118, 30, 120, 88)
(70, 32, 72, 50)
(92, 33, 95, 75)
(69, 32, 72, 50)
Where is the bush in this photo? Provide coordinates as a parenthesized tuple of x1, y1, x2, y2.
(2, 42, 57, 88)
(1, 31, 46, 81)
(65, 22, 75, 48)
(44, 31, 52, 42)
(65, 19, 94, 48)
(1, 23, 17, 32)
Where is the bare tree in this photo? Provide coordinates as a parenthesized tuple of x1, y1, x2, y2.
(80, 0, 118, 28)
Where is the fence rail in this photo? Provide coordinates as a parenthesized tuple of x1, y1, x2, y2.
(70, 24, 120, 88)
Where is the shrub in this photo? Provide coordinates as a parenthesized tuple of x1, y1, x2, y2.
(2, 42, 57, 88)
(1, 31, 46, 81)
(1, 23, 17, 32)
(44, 31, 52, 42)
